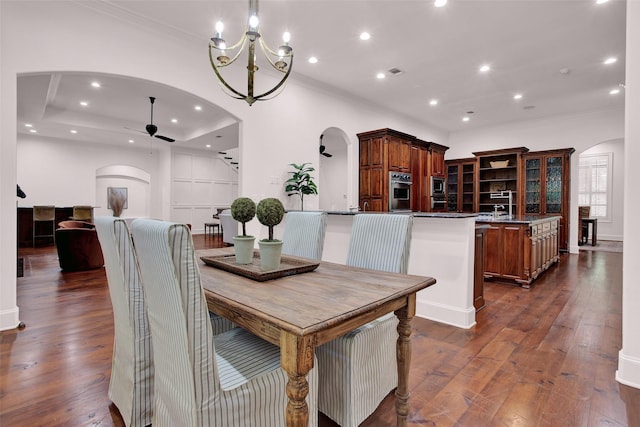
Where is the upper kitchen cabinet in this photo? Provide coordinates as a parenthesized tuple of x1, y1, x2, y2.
(386, 133, 413, 172)
(521, 148, 574, 251)
(474, 147, 529, 215)
(446, 158, 476, 213)
(429, 143, 448, 177)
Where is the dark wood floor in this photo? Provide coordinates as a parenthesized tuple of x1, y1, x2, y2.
(1, 235, 631, 426)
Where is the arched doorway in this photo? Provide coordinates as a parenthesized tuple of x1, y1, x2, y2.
(319, 127, 350, 211)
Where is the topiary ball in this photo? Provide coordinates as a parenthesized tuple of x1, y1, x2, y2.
(256, 198, 285, 227)
(231, 197, 256, 224)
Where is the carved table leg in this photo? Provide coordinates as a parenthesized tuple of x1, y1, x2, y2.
(395, 293, 416, 427)
(281, 331, 315, 427)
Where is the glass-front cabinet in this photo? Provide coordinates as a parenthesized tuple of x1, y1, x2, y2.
(522, 149, 574, 251)
(446, 158, 476, 213)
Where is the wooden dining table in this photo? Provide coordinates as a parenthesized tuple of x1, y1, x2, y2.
(196, 248, 437, 427)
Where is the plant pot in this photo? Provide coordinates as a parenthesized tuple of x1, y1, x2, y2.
(258, 240, 283, 271)
(233, 236, 255, 265)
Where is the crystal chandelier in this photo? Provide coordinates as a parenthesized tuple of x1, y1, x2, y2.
(209, 0, 293, 106)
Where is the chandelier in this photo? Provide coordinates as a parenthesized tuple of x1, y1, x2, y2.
(209, 0, 293, 106)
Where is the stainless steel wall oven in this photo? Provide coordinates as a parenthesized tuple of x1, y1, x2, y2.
(389, 172, 412, 212)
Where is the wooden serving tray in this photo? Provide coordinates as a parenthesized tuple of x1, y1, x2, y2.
(200, 251, 320, 282)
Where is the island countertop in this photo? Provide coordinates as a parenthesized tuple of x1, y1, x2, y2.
(475, 214, 562, 225)
(322, 210, 478, 219)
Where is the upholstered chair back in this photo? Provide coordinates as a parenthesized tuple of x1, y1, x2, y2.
(282, 211, 328, 260)
(94, 217, 153, 427)
(346, 214, 413, 273)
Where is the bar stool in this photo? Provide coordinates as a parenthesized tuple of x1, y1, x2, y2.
(71, 205, 93, 222)
(33, 205, 56, 247)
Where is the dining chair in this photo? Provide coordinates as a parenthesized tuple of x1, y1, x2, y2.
(130, 218, 319, 427)
(281, 211, 328, 260)
(316, 213, 413, 427)
(71, 205, 93, 222)
(94, 217, 154, 427)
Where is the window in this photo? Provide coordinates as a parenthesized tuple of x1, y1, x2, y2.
(578, 153, 612, 221)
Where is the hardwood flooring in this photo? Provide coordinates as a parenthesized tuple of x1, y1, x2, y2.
(2, 235, 632, 426)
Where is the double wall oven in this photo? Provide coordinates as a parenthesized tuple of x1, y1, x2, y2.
(389, 172, 412, 212)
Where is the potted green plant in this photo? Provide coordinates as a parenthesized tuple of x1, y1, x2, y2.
(256, 198, 285, 271)
(230, 197, 256, 264)
(285, 162, 318, 211)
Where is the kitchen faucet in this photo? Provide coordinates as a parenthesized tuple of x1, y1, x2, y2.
(493, 204, 505, 218)
(490, 190, 513, 218)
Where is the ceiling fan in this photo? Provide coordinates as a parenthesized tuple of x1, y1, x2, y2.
(319, 134, 333, 158)
(127, 97, 175, 142)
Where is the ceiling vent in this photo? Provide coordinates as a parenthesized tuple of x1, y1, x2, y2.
(388, 68, 404, 76)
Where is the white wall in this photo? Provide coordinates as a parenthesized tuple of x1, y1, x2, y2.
(580, 139, 624, 241)
(617, 0, 640, 391)
(319, 127, 350, 211)
(16, 135, 161, 213)
(447, 107, 625, 253)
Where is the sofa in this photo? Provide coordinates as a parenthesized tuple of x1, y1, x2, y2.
(219, 209, 238, 246)
(55, 221, 105, 271)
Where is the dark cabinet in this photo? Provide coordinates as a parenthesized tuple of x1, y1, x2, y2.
(388, 138, 411, 172)
(521, 148, 574, 251)
(358, 134, 385, 211)
(430, 146, 446, 177)
(446, 158, 476, 213)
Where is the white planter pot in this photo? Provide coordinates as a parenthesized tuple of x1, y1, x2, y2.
(258, 240, 283, 271)
(233, 236, 255, 264)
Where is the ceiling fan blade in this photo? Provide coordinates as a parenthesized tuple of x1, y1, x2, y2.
(124, 126, 147, 135)
(322, 152, 333, 158)
(155, 134, 175, 143)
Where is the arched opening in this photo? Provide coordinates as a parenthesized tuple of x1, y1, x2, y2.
(318, 127, 350, 211)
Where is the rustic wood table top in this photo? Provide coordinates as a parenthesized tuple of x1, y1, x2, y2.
(197, 247, 436, 427)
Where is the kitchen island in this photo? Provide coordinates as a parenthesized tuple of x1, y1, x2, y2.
(476, 215, 561, 288)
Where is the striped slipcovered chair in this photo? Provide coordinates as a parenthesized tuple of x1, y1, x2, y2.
(94, 217, 154, 427)
(281, 211, 328, 260)
(130, 219, 319, 427)
(317, 213, 413, 427)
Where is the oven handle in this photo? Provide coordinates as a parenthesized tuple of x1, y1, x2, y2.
(390, 180, 413, 185)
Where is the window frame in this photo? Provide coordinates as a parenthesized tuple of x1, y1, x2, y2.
(578, 152, 613, 222)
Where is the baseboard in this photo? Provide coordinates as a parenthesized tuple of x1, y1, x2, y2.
(0, 307, 21, 331)
(598, 234, 623, 241)
(415, 299, 476, 329)
(617, 350, 640, 389)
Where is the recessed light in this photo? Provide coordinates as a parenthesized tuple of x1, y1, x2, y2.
(479, 64, 491, 73)
(429, 99, 438, 106)
(559, 68, 571, 75)
(194, 105, 202, 111)
(596, 0, 609, 4)
(80, 101, 89, 107)
(513, 94, 523, 100)
(376, 72, 386, 79)
(308, 56, 318, 64)
(70, 129, 78, 134)
(24, 123, 33, 128)
(359, 32, 371, 41)
(91, 81, 101, 88)
(609, 88, 620, 95)
(462, 116, 470, 122)
(128, 139, 135, 144)
(434, 0, 447, 7)
(603, 57, 617, 65)
(171, 118, 178, 123)
(29, 129, 37, 133)
(206, 144, 211, 148)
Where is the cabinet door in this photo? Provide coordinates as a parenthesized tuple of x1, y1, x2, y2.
(388, 139, 411, 171)
(461, 163, 476, 212)
(431, 150, 445, 176)
(545, 156, 563, 214)
(524, 157, 542, 213)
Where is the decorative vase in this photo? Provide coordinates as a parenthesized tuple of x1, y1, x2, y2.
(258, 240, 283, 271)
(233, 236, 255, 265)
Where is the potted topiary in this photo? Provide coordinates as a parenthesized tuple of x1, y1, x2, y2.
(230, 197, 256, 264)
(284, 162, 318, 211)
(256, 197, 285, 271)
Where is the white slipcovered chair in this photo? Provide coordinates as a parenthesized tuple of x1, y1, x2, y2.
(130, 219, 318, 427)
(281, 211, 328, 260)
(94, 217, 154, 427)
(316, 213, 413, 427)
(219, 209, 238, 246)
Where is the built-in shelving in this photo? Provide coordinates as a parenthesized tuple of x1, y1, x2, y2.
(473, 147, 529, 214)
